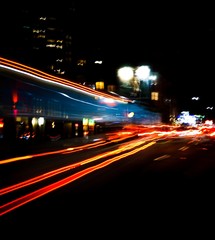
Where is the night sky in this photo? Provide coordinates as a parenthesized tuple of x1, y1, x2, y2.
(75, 2, 214, 93)
(1, 2, 215, 111)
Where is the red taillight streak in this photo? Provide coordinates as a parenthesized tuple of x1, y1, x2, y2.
(0, 138, 145, 195)
(0, 141, 155, 216)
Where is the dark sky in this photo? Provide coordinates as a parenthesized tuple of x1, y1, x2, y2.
(1, 2, 214, 105)
(75, 2, 214, 99)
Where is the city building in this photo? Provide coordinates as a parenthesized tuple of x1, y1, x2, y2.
(0, 5, 173, 124)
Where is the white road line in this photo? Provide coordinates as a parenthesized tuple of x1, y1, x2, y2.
(154, 154, 170, 161)
(179, 146, 189, 151)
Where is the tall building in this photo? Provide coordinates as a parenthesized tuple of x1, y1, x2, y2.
(0, 5, 111, 90)
(18, 6, 76, 79)
(0, 5, 173, 124)
(1, 5, 75, 77)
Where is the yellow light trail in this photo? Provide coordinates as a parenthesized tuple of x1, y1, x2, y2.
(0, 140, 155, 216)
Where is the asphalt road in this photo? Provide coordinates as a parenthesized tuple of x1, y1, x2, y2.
(1, 133, 215, 238)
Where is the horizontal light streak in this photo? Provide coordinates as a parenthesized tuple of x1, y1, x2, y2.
(0, 57, 131, 103)
(0, 140, 155, 216)
(59, 92, 117, 110)
(179, 146, 189, 151)
(154, 154, 170, 161)
(0, 138, 147, 195)
(0, 140, 107, 164)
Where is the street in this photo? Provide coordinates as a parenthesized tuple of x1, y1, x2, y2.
(1, 128, 215, 237)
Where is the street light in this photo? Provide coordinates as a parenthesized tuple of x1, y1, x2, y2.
(117, 65, 151, 100)
(135, 65, 151, 81)
(135, 66, 151, 100)
(117, 66, 134, 82)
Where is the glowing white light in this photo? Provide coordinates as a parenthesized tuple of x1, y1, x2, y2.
(117, 67, 134, 81)
(192, 97, 199, 100)
(135, 66, 151, 80)
(177, 111, 196, 126)
(103, 98, 114, 104)
(127, 112, 134, 118)
(38, 117, 45, 126)
(149, 74, 157, 81)
(94, 61, 102, 64)
(205, 120, 213, 125)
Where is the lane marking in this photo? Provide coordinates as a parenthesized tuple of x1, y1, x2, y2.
(179, 146, 189, 151)
(154, 154, 170, 161)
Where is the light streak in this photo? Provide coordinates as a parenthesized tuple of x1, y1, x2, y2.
(0, 138, 146, 195)
(0, 140, 107, 164)
(0, 140, 155, 216)
(59, 92, 117, 110)
(179, 146, 189, 151)
(1, 126, 205, 215)
(154, 154, 170, 161)
(0, 57, 131, 103)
